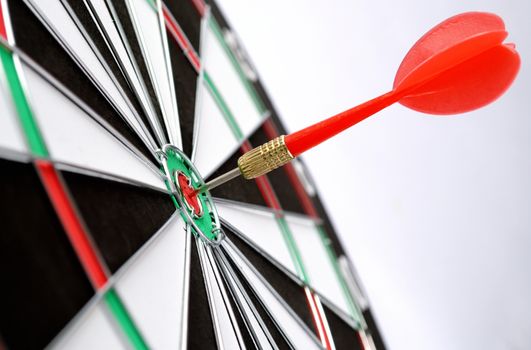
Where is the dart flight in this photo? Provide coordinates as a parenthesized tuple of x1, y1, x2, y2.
(202, 11, 520, 192)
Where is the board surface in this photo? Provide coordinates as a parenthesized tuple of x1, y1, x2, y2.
(0, 0, 384, 349)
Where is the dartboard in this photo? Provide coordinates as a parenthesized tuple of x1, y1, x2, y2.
(0, 0, 384, 349)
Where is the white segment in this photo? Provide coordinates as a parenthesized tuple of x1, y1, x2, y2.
(197, 241, 245, 350)
(223, 241, 322, 350)
(115, 215, 187, 349)
(25, 0, 153, 151)
(192, 83, 238, 177)
(51, 303, 126, 350)
(216, 252, 275, 350)
(0, 61, 26, 153)
(126, 0, 181, 148)
(86, 0, 161, 144)
(215, 200, 296, 275)
(20, 63, 165, 190)
(285, 214, 350, 315)
(230, 281, 274, 350)
(203, 22, 263, 137)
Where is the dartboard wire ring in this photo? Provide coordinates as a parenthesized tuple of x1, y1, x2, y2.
(159, 144, 225, 245)
(0, 0, 382, 348)
(0, 35, 164, 178)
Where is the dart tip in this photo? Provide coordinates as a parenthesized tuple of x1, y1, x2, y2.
(194, 186, 206, 195)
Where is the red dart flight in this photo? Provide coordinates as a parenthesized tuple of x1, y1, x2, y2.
(285, 11, 520, 157)
(202, 11, 520, 192)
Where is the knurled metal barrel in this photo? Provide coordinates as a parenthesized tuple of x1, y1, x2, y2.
(237, 135, 294, 179)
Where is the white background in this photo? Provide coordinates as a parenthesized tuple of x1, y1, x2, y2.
(216, 1, 531, 349)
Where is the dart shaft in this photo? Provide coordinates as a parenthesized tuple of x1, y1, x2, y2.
(197, 135, 295, 193)
(197, 167, 240, 194)
(232, 90, 407, 182)
(285, 90, 402, 157)
(200, 12, 520, 187)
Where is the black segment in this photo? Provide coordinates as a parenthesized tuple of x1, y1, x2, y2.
(322, 304, 363, 350)
(63, 0, 154, 138)
(254, 84, 282, 127)
(0, 159, 93, 350)
(8, 0, 154, 162)
(61, 171, 175, 272)
(163, 0, 201, 52)
(268, 113, 347, 255)
(223, 225, 318, 338)
(168, 38, 198, 156)
(363, 309, 387, 350)
(206, 0, 230, 32)
(188, 238, 218, 349)
(109, 0, 167, 142)
(262, 126, 347, 256)
(208, 150, 267, 207)
(221, 249, 293, 350)
(206, 0, 350, 258)
(248, 127, 306, 214)
(311, 192, 346, 256)
(216, 260, 256, 350)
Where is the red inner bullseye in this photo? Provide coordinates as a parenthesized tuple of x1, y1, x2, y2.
(177, 172, 202, 216)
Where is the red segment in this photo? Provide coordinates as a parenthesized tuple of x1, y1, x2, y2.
(0, 1, 7, 40)
(163, 5, 201, 72)
(304, 287, 333, 350)
(190, 0, 206, 17)
(284, 163, 318, 217)
(264, 120, 365, 348)
(254, 176, 282, 212)
(263, 120, 319, 218)
(241, 141, 282, 211)
(177, 172, 202, 215)
(164, 10, 187, 48)
(187, 51, 202, 71)
(241, 139, 334, 348)
(312, 296, 333, 350)
(36, 160, 108, 289)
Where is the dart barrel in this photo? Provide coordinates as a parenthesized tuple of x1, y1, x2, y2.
(238, 135, 294, 179)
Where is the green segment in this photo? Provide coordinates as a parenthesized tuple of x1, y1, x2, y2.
(203, 72, 244, 140)
(276, 216, 310, 284)
(105, 290, 149, 350)
(164, 147, 217, 240)
(0, 46, 148, 348)
(207, 8, 368, 327)
(207, 11, 314, 287)
(316, 225, 363, 327)
(208, 8, 368, 329)
(0, 47, 48, 156)
(208, 18, 267, 115)
(145, 0, 156, 9)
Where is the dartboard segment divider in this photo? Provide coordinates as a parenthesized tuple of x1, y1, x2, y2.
(195, 9, 339, 344)
(0, 0, 385, 348)
(177, 7, 336, 347)
(164, 0, 372, 343)
(0, 5, 150, 349)
(188, 1, 380, 348)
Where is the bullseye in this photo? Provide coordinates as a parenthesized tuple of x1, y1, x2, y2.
(176, 171, 203, 217)
(159, 145, 223, 244)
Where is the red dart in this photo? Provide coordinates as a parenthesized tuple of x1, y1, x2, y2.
(200, 12, 520, 193)
(285, 11, 520, 157)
